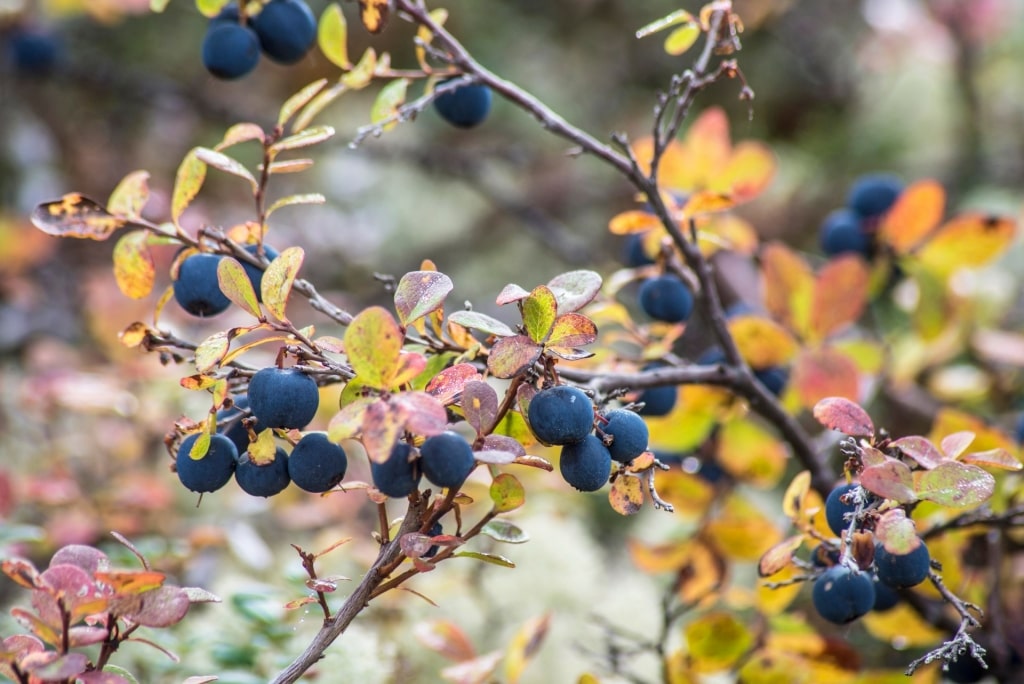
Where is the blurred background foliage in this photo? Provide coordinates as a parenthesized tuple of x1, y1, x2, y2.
(1, 0, 1024, 682)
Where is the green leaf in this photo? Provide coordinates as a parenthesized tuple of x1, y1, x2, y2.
(341, 48, 376, 89)
(490, 473, 525, 512)
(318, 3, 351, 69)
(453, 551, 515, 568)
(194, 147, 257, 192)
(112, 230, 155, 299)
(522, 285, 557, 344)
(102, 665, 141, 684)
(278, 79, 329, 129)
(195, 0, 228, 17)
(343, 306, 403, 390)
(189, 432, 211, 460)
(172, 148, 207, 225)
(915, 461, 996, 508)
(215, 122, 265, 151)
(267, 159, 315, 174)
(480, 519, 530, 544)
(547, 270, 603, 313)
(394, 270, 453, 326)
(150, 0, 171, 12)
(270, 126, 336, 153)
(261, 246, 304, 322)
(446, 310, 515, 337)
(370, 78, 409, 131)
(874, 509, 921, 555)
(267, 193, 326, 217)
(32, 194, 131, 240)
(486, 335, 542, 379)
(217, 257, 261, 318)
(663, 22, 699, 55)
(107, 170, 151, 220)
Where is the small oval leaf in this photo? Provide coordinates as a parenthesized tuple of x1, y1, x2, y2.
(490, 473, 525, 513)
(812, 397, 874, 437)
(395, 270, 453, 326)
(262, 246, 304, 322)
(217, 257, 261, 318)
(318, 3, 351, 69)
(112, 230, 155, 299)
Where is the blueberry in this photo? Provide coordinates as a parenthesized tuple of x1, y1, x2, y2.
(820, 208, 871, 258)
(7, 27, 62, 75)
(527, 385, 594, 445)
(288, 433, 348, 493)
(202, 22, 260, 80)
(872, 578, 900, 612)
(637, 384, 676, 417)
(248, 367, 320, 430)
(812, 565, 876, 624)
(754, 366, 789, 396)
(434, 81, 493, 129)
(559, 435, 612, 492)
(825, 483, 859, 537)
(638, 275, 694, 323)
(423, 521, 443, 559)
(250, 0, 317, 64)
(174, 253, 232, 316)
(176, 433, 238, 493)
(846, 173, 903, 218)
(236, 447, 290, 497)
(242, 244, 279, 302)
(944, 653, 988, 684)
(622, 233, 655, 267)
(209, 2, 241, 25)
(875, 540, 930, 588)
(371, 442, 421, 498)
(217, 396, 263, 455)
(419, 431, 475, 489)
(1014, 412, 1024, 445)
(601, 409, 649, 464)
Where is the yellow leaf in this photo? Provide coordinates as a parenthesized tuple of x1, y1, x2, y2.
(341, 48, 377, 89)
(261, 246, 304, 322)
(344, 306, 403, 390)
(696, 213, 759, 255)
(358, 0, 390, 33)
(878, 179, 945, 254)
(728, 315, 799, 368)
(683, 108, 731, 191)
(171, 148, 206, 226)
(415, 9, 447, 70)
(862, 603, 945, 647)
(318, 4, 351, 69)
(107, 170, 150, 220)
(717, 417, 788, 489)
(684, 612, 753, 673)
(503, 613, 551, 684)
(760, 241, 813, 337)
(680, 190, 735, 219)
(112, 230, 155, 299)
(370, 78, 409, 131)
(755, 563, 804, 615)
(721, 141, 776, 202)
(915, 213, 1016, 278)
(608, 209, 660, 235)
(663, 22, 699, 55)
(706, 494, 782, 561)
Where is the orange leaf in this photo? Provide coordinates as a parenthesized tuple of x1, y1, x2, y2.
(608, 209, 660, 235)
(721, 141, 775, 202)
(630, 138, 689, 186)
(809, 254, 868, 341)
(608, 475, 645, 515)
(683, 107, 731, 190)
(757, 534, 804, 577)
(915, 213, 1016, 278)
(358, 0, 390, 33)
(759, 242, 813, 336)
(878, 179, 945, 254)
(792, 347, 860, 408)
(94, 570, 165, 595)
(679, 190, 735, 219)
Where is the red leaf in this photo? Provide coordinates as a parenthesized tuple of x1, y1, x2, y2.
(425, 363, 483, 405)
(860, 459, 917, 503)
(891, 436, 945, 469)
(812, 397, 874, 437)
(486, 335, 542, 379)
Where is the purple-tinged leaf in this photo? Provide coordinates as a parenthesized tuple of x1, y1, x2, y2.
(414, 620, 477, 663)
(400, 533, 434, 559)
(486, 336, 542, 379)
(285, 596, 319, 611)
(757, 534, 804, 578)
(78, 671, 133, 684)
(446, 311, 515, 337)
(2, 635, 45, 659)
(940, 431, 975, 460)
(812, 397, 874, 437)
(481, 434, 526, 457)
(480, 520, 529, 544)
(915, 461, 995, 508)
(180, 587, 221, 604)
(874, 509, 921, 555)
(462, 381, 499, 435)
(960, 448, 1022, 471)
(305, 577, 343, 593)
(395, 391, 448, 437)
(32, 194, 131, 240)
(860, 459, 917, 503)
(50, 545, 109, 575)
(181, 677, 219, 684)
(2, 558, 42, 589)
(440, 650, 503, 684)
(10, 608, 60, 646)
(544, 347, 596, 361)
(68, 626, 109, 647)
(472, 450, 517, 465)
(22, 651, 88, 679)
(395, 271, 453, 327)
(547, 270, 602, 313)
(860, 445, 887, 467)
(424, 363, 483, 405)
(891, 436, 945, 470)
(128, 586, 190, 628)
(496, 283, 531, 306)
(361, 399, 405, 465)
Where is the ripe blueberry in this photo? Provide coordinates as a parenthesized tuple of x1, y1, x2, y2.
(419, 431, 475, 489)
(637, 363, 676, 417)
(248, 367, 319, 430)
(638, 275, 694, 323)
(820, 208, 871, 258)
(236, 447, 291, 497)
(434, 81, 493, 128)
(202, 22, 260, 80)
(601, 409, 649, 464)
(875, 540, 930, 588)
(872, 578, 900, 612)
(7, 27, 62, 75)
(812, 565, 875, 624)
(217, 396, 263, 455)
(559, 435, 612, 492)
(424, 521, 443, 559)
(944, 653, 988, 684)
(754, 366, 789, 396)
(622, 233, 654, 267)
(250, 0, 317, 64)
(825, 482, 859, 537)
(242, 243, 279, 303)
(174, 252, 232, 317)
(371, 442, 421, 498)
(176, 433, 238, 493)
(846, 173, 903, 218)
(527, 385, 594, 445)
(287, 433, 348, 493)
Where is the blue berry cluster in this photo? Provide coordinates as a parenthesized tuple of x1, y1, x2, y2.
(173, 244, 278, 317)
(201, 0, 317, 80)
(370, 432, 477, 498)
(819, 173, 904, 258)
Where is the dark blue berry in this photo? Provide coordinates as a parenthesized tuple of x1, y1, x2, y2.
(250, 0, 317, 64)
(825, 483, 859, 537)
(872, 578, 900, 612)
(875, 540, 930, 588)
(812, 565, 876, 624)
(248, 367, 320, 430)
(601, 409, 649, 464)
(235, 447, 290, 497)
(434, 81, 493, 128)
(202, 22, 260, 80)
(638, 275, 694, 323)
(217, 396, 263, 455)
(288, 433, 348, 493)
(820, 208, 871, 258)
(174, 253, 232, 316)
(697, 347, 726, 365)
(176, 433, 238, 493)
(242, 244, 279, 303)
(559, 435, 612, 492)
(846, 173, 903, 218)
(637, 385, 676, 417)
(371, 442, 421, 498)
(419, 431, 475, 489)
(424, 521, 443, 559)
(754, 366, 789, 396)
(944, 653, 988, 684)
(527, 385, 594, 446)
(210, 2, 241, 25)
(7, 27, 62, 75)
(622, 233, 655, 267)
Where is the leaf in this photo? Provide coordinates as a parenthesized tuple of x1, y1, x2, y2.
(486, 335, 542, 379)
(127, 586, 190, 628)
(171, 149, 207, 225)
(522, 285, 557, 344)
(490, 473, 525, 513)
(414, 8, 447, 68)
(370, 78, 409, 132)
(721, 141, 776, 202)
(636, 9, 694, 38)
(266, 193, 326, 216)
(860, 459, 917, 503)
(414, 620, 476, 662)
(271, 127, 337, 155)
(447, 310, 515, 337)
(664, 22, 699, 55)
(915, 213, 1016, 278)
(328, 397, 372, 442)
(684, 613, 753, 673)
(960, 448, 1022, 471)
(393, 391, 448, 436)
(608, 475, 645, 515)
(782, 471, 811, 519)
(716, 417, 788, 489)
(890, 435, 945, 469)
(22, 652, 88, 680)
(452, 552, 515, 569)
(31, 194, 131, 240)
(760, 242, 813, 337)
(112, 230, 155, 299)
(545, 313, 597, 350)
(757, 535, 803, 577)
(95, 570, 165, 595)
(217, 257, 261, 318)
(424, 363, 483, 404)
(194, 331, 230, 374)
(278, 79, 328, 129)
(390, 352, 428, 389)
(261, 246, 304, 322)
(215, 122, 265, 151)
(480, 519, 530, 544)
(608, 209, 660, 235)
(812, 397, 874, 437)
(294, 83, 347, 132)
(395, 270, 453, 326)
(341, 47, 377, 89)
(358, 0, 390, 33)
(462, 381, 498, 435)
(318, 3, 351, 69)
(267, 159, 315, 174)
(547, 270, 603, 313)
(792, 347, 860, 408)
(705, 494, 782, 562)
(344, 306, 403, 390)
(107, 170, 151, 219)
(361, 399, 406, 464)
(878, 179, 945, 254)
(727, 315, 798, 368)
(2, 558, 41, 589)
(504, 613, 551, 684)
(193, 148, 257, 192)
(496, 283, 531, 306)
(809, 255, 868, 341)
(914, 461, 996, 508)
(940, 431, 975, 460)
(874, 509, 921, 555)
(680, 190, 734, 219)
